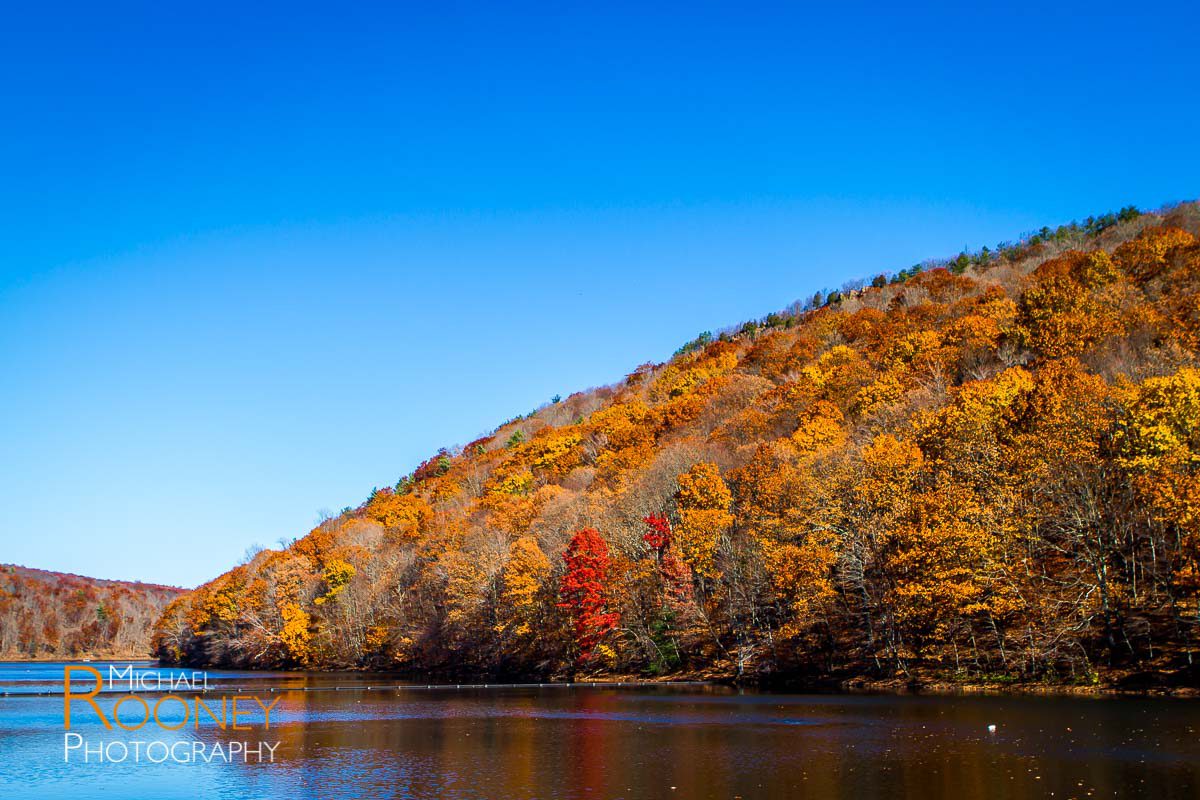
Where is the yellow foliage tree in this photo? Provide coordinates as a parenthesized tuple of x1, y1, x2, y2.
(314, 558, 355, 605)
(1117, 368, 1200, 601)
(278, 602, 312, 664)
(497, 536, 551, 638)
(674, 462, 733, 580)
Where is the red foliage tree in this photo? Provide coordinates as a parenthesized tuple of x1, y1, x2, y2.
(642, 514, 671, 555)
(557, 528, 619, 665)
(642, 515, 692, 605)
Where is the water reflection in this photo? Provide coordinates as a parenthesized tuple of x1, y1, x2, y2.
(1, 662, 1197, 799)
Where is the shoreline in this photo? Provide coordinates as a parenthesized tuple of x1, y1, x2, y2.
(0, 654, 156, 664)
(611, 672, 1200, 698)
(795, 677, 1200, 699)
(5, 656, 1196, 698)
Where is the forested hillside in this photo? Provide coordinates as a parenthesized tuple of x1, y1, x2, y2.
(1, 565, 182, 659)
(154, 202, 1200, 689)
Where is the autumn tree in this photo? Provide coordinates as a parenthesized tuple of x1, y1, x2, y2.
(497, 536, 552, 651)
(558, 528, 620, 669)
(673, 462, 733, 581)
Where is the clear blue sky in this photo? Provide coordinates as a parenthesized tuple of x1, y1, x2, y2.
(2, 2, 1197, 587)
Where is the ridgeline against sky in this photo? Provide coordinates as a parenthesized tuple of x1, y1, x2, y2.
(151, 205, 1200, 687)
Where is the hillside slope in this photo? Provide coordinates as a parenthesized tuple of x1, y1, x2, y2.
(154, 202, 1200, 689)
(1, 565, 183, 659)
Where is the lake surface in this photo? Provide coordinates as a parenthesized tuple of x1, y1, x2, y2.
(1, 661, 1197, 799)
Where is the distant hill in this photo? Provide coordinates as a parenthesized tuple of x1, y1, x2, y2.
(154, 201, 1200, 689)
(0, 564, 183, 660)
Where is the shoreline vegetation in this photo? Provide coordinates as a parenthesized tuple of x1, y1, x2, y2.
(377, 672, 1200, 699)
(151, 201, 1200, 693)
(319, 655, 1200, 698)
(3, 656, 1195, 699)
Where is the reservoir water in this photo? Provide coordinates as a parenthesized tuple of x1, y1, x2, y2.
(1, 661, 1197, 799)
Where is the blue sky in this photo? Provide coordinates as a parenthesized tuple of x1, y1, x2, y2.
(2, 2, 1197, 587)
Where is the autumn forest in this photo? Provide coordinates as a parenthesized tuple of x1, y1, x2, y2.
(125, 203, 1200, 688)
(0, 565, 181, 659)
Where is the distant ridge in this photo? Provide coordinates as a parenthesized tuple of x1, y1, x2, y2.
(0, 563, 183, 660)
(2, 563, 184, 593)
